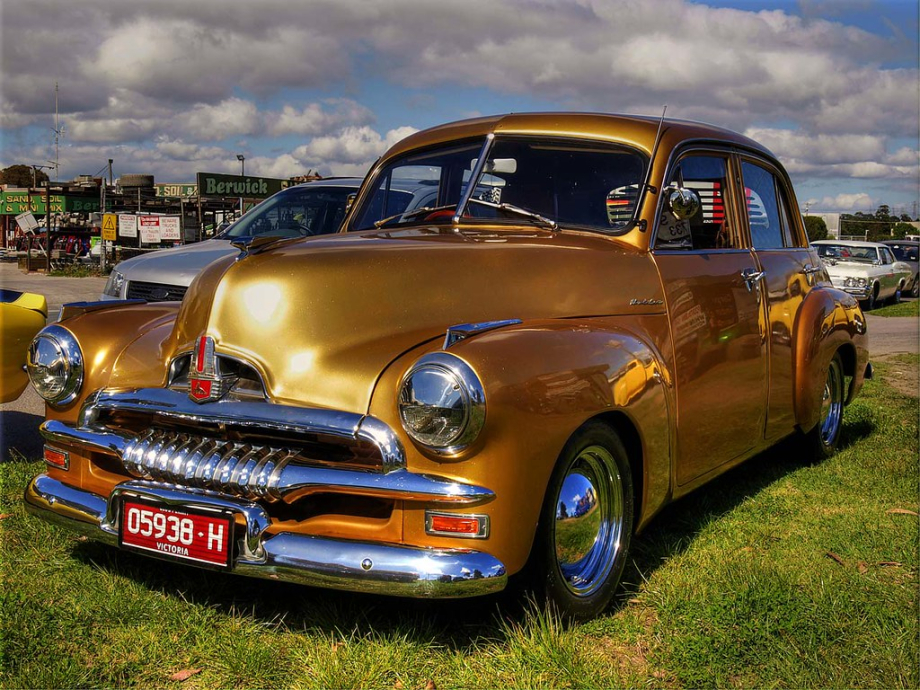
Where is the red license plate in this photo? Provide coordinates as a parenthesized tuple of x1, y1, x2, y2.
(119, 500, 234, 569)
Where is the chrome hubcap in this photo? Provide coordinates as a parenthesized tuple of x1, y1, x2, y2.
(553, 445, 623, 596)
(819, 359, 843, 447)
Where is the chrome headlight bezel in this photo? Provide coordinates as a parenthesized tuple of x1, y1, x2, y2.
(397, 352, 485, 455)
(27, 325, 84, 406)
(103, 269, 126, 297)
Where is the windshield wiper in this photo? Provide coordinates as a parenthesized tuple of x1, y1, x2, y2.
(373, 204, 457, 228)
(467, 198, 558, 231)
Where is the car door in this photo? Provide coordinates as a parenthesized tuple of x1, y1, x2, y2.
(652, 150, 768, 486)
(738, 156, 817, 441)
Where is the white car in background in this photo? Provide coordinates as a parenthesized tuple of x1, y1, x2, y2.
(811, 239, 912, 310)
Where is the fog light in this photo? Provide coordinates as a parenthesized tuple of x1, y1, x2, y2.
(43, 446, 69, 470)
(425, 511, 489, 539)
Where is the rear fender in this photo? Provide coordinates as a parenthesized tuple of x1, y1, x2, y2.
(794, 286, 869, 433)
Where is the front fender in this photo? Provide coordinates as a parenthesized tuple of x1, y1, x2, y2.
(43, 303, 180, 422)
(369, 316, 673, 575)
(794, 286, 869, 433)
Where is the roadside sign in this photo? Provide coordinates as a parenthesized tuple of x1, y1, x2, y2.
(14, 211, 39, 233)
(118, 214, 138, 238)
(139, 215, 161, 243)
(102, 213, 118, 241)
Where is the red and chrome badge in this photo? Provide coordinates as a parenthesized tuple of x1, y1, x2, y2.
(189, 335, 222, 403)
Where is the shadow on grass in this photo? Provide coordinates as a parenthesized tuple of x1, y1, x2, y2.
(66, 416, 875, 646)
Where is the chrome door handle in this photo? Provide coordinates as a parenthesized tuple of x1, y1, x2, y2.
(741, 268, 764, 292)
(803, 263, 822, 275)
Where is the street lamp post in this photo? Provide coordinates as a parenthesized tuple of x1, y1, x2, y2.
(236, 154, 245, 217)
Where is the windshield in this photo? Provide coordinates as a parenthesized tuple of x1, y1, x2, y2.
(351, 136, 647, 233)
(813, 244, 879, 263)
(219, 185, 358, 240)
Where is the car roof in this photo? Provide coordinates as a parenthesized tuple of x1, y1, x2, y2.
(811, 240, 886, 248)
(883, 239, 919, 245)
(381, 112, 775, 162)
(288, 177, 364, 189)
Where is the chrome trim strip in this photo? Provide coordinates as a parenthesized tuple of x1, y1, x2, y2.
(40, 419, 494, 505)
(443, 319, 522, 349)
(25, 475, 507, 598)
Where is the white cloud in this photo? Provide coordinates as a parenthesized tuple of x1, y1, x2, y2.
(295, 125, 418, 166)
(269, 100, 375, 137)
(811, 193, 876, 212)
(181, 98, 261, 140)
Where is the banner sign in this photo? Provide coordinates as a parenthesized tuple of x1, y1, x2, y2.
(139, 216, 161, 244)
(118, 214, 138, 238)
(1, 192, 101, 215)
(159, 216, 181, 241)
(196, 172, 289, 199)
(155, 183, 198, 198)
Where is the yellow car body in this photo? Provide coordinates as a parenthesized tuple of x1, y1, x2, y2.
(1, 290, 47, 402)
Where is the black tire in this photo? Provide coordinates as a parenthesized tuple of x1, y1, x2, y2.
(891, 285, 902, 304)
(802, 352, 845, 459)
(911, 276, 919, 299)
(531, 422, 634, 620)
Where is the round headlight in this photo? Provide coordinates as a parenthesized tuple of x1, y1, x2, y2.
(27, 325, 84, 405)
(398, 353, 485, 453)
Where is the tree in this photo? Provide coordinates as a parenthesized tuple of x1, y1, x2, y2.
(0, 164, 48, 187)
(804, 215, 828, 241)
(891, 222, 916, 240)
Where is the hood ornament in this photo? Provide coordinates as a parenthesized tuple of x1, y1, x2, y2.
(189, 335, 235, 403)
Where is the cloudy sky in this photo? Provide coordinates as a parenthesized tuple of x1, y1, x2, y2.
(2, 0, 917, 214)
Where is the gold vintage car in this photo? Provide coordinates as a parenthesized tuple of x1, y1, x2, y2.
(25, 114, 870, 619)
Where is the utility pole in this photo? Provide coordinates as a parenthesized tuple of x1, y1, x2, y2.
(236, 154, 245, 217)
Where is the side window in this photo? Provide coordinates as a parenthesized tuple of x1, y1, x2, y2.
(880, 247, 894, 265)
(655, 154, 733, 250)
(741, 160, 794, 249)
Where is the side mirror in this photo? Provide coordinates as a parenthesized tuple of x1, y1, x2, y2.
(345, 193, 357, 211)
(666, 184, 701, 220)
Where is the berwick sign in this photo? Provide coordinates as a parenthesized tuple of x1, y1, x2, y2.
(196, 172, 290, 199)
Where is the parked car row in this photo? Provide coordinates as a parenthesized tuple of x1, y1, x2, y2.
(25, 113, 871, 619)
(811, 239, 914, 309)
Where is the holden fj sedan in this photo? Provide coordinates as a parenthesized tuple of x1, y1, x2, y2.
(25, 113, 870, 619)
(811, 239, 912, 310)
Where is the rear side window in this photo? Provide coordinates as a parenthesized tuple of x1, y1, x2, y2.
(741, 160, 795, 249)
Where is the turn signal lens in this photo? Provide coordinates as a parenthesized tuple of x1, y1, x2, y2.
(43, 446, 69, 470)
(425, 511, 489, 538)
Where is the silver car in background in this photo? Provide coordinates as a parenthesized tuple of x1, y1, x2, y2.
(101, 178, 365, 301)
(811, 239, 912, 310)
(883, 239, 919, 298)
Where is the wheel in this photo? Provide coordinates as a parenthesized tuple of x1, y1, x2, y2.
(532, 422, 634, 620)
(912, 276, 919, 298)
(803, 352, 845, 459)
(891, 285, 902, 304)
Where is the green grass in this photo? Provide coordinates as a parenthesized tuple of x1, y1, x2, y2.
(872, 299, 919, 317)
(2, 359, 917, 688)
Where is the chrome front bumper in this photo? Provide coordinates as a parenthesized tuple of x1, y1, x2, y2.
(24, 474, 508, 598)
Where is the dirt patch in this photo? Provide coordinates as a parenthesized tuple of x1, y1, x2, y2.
(873, 353, 919, 398)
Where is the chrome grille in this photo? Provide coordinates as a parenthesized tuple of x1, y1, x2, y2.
(123, 429, 295, 501)
(126, 281, 188, 302)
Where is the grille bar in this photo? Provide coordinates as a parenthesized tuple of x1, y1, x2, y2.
(126, 281, 188, 302)
(123, 429, 293, 500)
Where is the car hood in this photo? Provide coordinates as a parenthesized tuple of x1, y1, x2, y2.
(822, 261, 877, 278)
(167, 226, 663, 414)
(115, 239, 236, 287)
